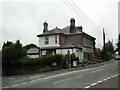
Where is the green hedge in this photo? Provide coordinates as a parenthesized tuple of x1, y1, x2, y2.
(14, 54, 64, 68)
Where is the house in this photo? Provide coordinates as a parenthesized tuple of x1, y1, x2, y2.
(37, 18, 96, 61)
(27, 48, 39, 58)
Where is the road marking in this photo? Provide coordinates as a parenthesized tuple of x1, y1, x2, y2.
(22, 78, 26, 79)
(55, 78, 72, 84)
(8, 78, 14, 79)
(102, 78, 107, 81)
(41, 75, 45, 77)
(2, 86, 10, 88)
(90, 69, 103, 73)
(84, 86, 91, 89)
(107, 77, 111, 80)
(29, 80, 37, 83)
(91, 83, 97, 86)
(84, 74, 119, 89)
(41, 68, 94, 80)
(97, 80, 102, 83)
(21, 82, 27, 84)
(11, 84, 20, 87)
(30, 75, 45, 78)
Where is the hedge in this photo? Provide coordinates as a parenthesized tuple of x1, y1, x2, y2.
(14, 54, 64, 68)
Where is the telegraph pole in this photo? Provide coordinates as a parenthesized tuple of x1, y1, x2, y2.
(103, 28, 105, 51)
(103, 28, 106, 61)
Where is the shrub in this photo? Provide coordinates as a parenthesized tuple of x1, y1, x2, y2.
(15, 54, 64, 68)
(104, 52, 112, 61)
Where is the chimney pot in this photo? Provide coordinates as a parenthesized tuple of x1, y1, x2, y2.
(43, 21, 48, 33)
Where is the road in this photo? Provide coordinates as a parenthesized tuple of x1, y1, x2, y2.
(2, 59, 119, 89)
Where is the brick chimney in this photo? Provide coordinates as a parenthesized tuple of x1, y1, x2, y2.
(70, 18, 76, 33)
(43, 21, 48, 33)
(70, 18, 75, 26)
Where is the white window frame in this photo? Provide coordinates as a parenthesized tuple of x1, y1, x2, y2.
(45, 37, 49, 44)
(55, 35, 57, 44)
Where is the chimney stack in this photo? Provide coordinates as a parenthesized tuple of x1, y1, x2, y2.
(70, 18, 75, 27)
(43, 21, 48, 33)
(70, 18, 76, 33)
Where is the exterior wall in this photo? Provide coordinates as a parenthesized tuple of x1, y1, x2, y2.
(82, 36, 94, 48)
(59, 34, 66, 45)
(65, 35, 81, 45)
(39, 35, 60, 47)
(56, 48, 83, 61)
(56, 49, 74, 55)
(27, 54, 39, 58)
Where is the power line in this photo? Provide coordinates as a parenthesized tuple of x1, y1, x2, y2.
(63, 0, 101, 31)
(62, 0, 88, 24)
(70, 0, 101, 31)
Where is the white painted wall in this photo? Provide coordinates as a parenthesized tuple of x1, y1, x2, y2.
(39, 35, 60, 47)
(56, 49, 75, 55)
(27, 55, 39, 58)
(56, 48, 83, 61)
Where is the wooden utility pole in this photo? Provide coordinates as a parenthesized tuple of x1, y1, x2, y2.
(103, 28, 106, 61)
(103, 28, 105, 51)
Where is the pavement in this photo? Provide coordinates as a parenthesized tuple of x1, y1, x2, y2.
(2, 59, 119, 89)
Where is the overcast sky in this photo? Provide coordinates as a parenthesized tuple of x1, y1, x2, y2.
(0, 0, 119, 50)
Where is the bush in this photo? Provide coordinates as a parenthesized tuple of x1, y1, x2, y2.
(104, 52, 112, 61)
(15, 54, 64, 68)
(100, 51, 112, 61)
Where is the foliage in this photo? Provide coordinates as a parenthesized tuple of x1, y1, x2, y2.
(100, 40, 114, 61)
(2, 41, 13, 49)
(14, 54, 64, 68)
(105, 40, 114, 54)
(116, 34, 120, 55)
(100, 50, 112, 61)
(2, 40, 26, 69)
(23, 44, 39, 51)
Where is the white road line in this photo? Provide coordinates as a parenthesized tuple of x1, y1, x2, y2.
(90, 69, 103, 73)
(97, 80, 102, 83)
(107, 77, 111, 80)
(29, 80, 37, 83)
(114, 74, 118, 77)
(22, 78, 26, 79)
(2, 86, 10, 88)
(55, 78, 72, 84)
(91, 83, 97, 86)
(84, 86, 91, 89)
(41, 68, 94, 80)
(9, 78, 14, 79)
(30, 75, 45, 78)
(41, 75, 45, 77)
(84, 74, 119, 89)
(102, 78, 107, 81)
(11, 84, 20, 87)
(21, 82, 27, 84)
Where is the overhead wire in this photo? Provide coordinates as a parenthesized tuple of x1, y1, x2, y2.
(62, 0, 88, 24)
(63, 0, 101, 31)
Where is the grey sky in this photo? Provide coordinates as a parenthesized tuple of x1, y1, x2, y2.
(1, 0, 119, 50)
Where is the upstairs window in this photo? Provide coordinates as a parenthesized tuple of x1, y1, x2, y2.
(45, 37, 49, 44)
(55, 35, 57, 44)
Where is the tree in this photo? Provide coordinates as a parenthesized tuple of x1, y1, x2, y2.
(2, 40, 26, 69)
(23, 43, 39, 51)
(101, 40, 114, 61)
(2, 41, 13, 49)
(105, 40, 114, 54)
(116, 34, 120, 55)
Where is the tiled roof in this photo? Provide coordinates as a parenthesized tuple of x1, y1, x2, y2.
(37, 26, 83, 37)
(27, 48, 39, 54)
(40, 43, 82, 50)
(61, 26, 82, 34)
(59, 42, 83, 49)
(37, 27, 63, 37)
